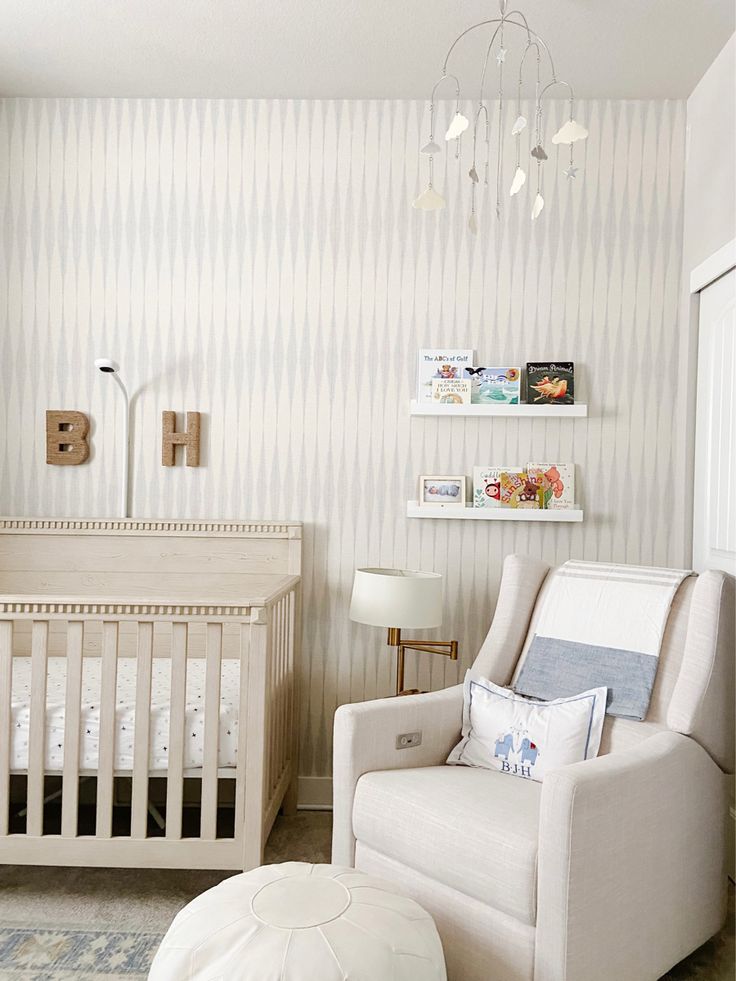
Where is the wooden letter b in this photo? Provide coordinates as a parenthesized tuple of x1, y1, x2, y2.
(46, 410, 90, 465)
(162, 411, 201, 467)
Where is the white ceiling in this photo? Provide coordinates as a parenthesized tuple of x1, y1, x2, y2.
(0, 0, 733, 100)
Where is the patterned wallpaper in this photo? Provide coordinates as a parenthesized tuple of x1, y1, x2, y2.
(0, 98, 686, 780)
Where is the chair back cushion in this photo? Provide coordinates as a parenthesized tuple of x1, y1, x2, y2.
(474, 556, 735, 773)
(472, 554, 549, 683)
(667, 570, 734, 772)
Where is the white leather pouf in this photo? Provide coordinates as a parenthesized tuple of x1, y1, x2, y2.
(149, 861, 446, 981)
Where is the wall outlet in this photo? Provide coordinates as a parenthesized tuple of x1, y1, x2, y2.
(396, 731, 422, 749)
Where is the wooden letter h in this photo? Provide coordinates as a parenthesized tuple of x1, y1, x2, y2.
(161, 411, 201, 467)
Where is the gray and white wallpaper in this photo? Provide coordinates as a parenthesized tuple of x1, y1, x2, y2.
(0, 97, 686, 783)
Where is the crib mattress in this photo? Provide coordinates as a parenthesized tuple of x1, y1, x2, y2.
(10, 657, 241, 773)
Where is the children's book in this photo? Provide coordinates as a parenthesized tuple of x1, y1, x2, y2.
(527, 463, 575, 509)
(462, 367, 521, 404)
(525, 362, 575, 404)
(499, 470, 543, 508)
(417, 350, 474, 403)
(432, 379, 471, 404)
(473, 466, 523, 508)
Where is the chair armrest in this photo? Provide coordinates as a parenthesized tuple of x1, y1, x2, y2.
(535, 731, 729, 981)
(331, 685, 464, 865)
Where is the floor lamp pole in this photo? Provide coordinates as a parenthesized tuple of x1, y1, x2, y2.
(112, 373, 131, 518)
(95, 358, 131, 518)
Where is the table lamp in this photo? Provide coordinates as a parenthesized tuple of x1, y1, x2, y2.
(349, 568, 458, 696)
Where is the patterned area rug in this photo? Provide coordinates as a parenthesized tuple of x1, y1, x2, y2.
(0, 812, 332, 979)
(0, 923, 161, 980)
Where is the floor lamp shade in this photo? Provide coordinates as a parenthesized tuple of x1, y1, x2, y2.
(350, 568, 443, 630)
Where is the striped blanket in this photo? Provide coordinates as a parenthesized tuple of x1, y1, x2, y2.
(514, 560, 692, 719)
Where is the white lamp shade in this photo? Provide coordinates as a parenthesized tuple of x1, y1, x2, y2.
(350, 568, 443, 629)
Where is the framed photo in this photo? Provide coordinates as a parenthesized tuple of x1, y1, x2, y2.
(418, 475, 466, 507)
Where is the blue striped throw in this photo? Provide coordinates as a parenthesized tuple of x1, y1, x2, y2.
(514, 560, 692, 719)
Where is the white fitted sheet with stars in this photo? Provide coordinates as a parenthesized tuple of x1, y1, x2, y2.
(10, 657, 241, 772)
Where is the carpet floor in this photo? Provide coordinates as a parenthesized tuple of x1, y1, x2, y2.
(0, 811, 731, 979)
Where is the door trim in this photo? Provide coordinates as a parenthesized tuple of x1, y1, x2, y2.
(690, 238, 736, 294)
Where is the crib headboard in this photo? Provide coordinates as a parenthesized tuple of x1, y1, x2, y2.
(0, 519, 302, 660)
(0, 517, 302, 582)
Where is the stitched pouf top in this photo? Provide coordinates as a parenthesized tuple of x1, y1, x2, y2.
(149, 861, 447, 981)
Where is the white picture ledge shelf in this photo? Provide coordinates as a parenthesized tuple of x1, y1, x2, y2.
(407, 502, 584, 522)
(410, 400, 587, 418)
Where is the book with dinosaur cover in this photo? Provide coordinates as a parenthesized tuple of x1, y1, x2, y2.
(525, 362, 575, 405)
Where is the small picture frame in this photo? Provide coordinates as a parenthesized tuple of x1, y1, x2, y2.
(418, 475, 466, 507)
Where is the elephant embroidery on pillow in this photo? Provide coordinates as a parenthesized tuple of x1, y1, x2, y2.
(520, 737, 539, 765)
(447, 675, 606, 784)
(493, 729, 540, 774)
(494, 733, 514, 760)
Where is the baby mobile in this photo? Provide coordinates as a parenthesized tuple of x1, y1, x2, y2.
(413, 0, 589, 228)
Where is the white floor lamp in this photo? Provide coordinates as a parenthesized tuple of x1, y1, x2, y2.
(95, 357, 131, 518)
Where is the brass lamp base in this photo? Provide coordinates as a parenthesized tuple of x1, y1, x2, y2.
(386, 627, 458, 696)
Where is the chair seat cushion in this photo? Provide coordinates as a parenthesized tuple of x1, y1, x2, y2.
(352, 765, 541, 925)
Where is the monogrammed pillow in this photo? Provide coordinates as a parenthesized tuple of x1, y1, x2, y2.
(446, 672, 607, 782)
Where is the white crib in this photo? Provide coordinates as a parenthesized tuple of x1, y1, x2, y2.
(0, 517, 301, 871)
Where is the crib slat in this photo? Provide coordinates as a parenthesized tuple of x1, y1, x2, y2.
(201, 622, 222, 840)
(283, 584, 301, 816)
(288, 588, 297, 766)
(61, 621, 84, 837)
(131, 621, 154, 839)
(266, 610, 275, 796)
(274, 598, 284, 790)
(274, 600, 282, 791)
(234, 621, 250, 834)
(27, 620, 49, 837)
(276, 600, 283, 786)
(284, 596, 290, 768)
(95, 621, 119, 838)
(280, 597, 287, 774)
(165, 622, 188, 839)
(0, 621, 13, 836)
(278, 596, 287, 780)
(243, 617, 270, 869)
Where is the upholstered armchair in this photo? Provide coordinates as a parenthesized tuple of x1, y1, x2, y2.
(332, 555, 734, 981)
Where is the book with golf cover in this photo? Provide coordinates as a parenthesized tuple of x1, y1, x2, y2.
(432, 379, 472, 404)
(525, 362, 575, 405)
(416, 349, 474, 403)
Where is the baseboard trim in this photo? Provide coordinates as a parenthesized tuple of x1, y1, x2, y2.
(297, 776, 333, 811)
